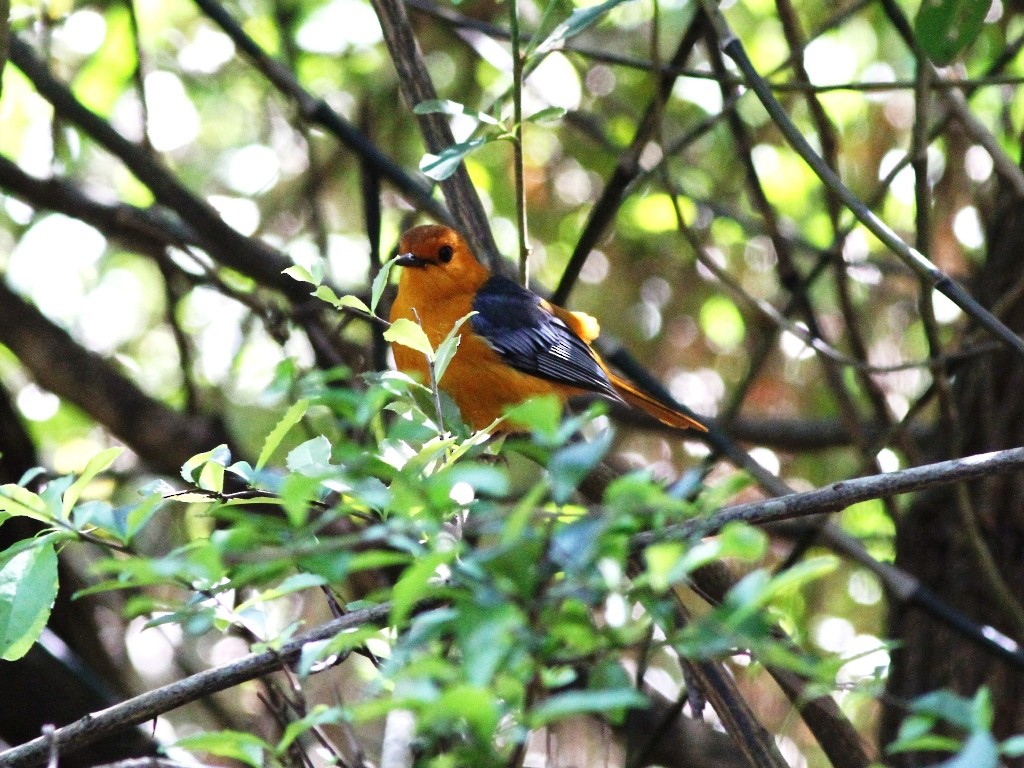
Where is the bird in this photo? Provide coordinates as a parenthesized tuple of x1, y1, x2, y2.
(389, 224, 707, 433)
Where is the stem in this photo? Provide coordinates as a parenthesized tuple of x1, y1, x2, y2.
(509, 0, 530, 286)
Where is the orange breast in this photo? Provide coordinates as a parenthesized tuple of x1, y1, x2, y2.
(390, 287, 572, 430)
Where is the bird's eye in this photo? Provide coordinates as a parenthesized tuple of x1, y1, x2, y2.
(438, 245, 454, 263)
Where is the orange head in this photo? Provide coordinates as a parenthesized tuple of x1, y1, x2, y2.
(394, 225, 491, 303)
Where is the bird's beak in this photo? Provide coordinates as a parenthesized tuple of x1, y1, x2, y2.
(395, 253, 428, 268)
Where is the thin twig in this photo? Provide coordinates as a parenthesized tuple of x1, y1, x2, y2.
(696, 0, 1024, 360)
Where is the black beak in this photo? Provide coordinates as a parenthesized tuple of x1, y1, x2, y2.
(396, 253, 428, 268)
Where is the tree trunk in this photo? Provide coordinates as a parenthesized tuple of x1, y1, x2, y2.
(882, 183, 1024, 763)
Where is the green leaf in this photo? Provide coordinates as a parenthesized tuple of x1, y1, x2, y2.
(283, 264, 318, 285)
(915, 0, 990, 65)
(236, 573, 327, 611)
(549, 429, 613, 502)
(0, 484, 49, 523)
(371, 256, 402, 313)
(525, 106, 566, 123)
(939, 731, 999, 768)
(391, 549, 456, 626)
(419, 138, 489, 181)
(533, 0, 637, 55)
(1001, 735, 1024, 757)
(0, 541, 59, 661)
(383, 318, 434, 360)
(256, 399, 309, 471)
(277, 705, 344, 752)
(312, 285, 372, 315)
(286, 435, 334, 477)
(911, 690, 976, 731)
(181, 445, 231, 485)
(530, 687, 647, 726)
(414, 99, 501, 126)
(62, 447, 123, 519)
(176, 731, 271, 768)
(433, 311, 477, 384)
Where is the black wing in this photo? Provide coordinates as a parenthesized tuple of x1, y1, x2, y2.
(471, 275, 621, 400)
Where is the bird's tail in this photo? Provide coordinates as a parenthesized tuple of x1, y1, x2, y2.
(609, 373, 707, 432)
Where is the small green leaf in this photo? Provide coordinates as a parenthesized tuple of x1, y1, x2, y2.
(530, 687, 647, 726)
(391, 549, 456, 626)
(433, 311, 476, 384)
(1001, 735, 1024, 757)
(371, 256, 402, 313)
(181, 445, 231, 484)
(383, 318, 434, 360)
(915, 0, 990, 65)
(62, 447, 123, 519)
(286, 435, 334, 477)
(283, 264, 317, 285)
(277, 705, 344, 752)
(176, 731, 271, 768)
(236, 573, 326, 611)
(533, 0, 636, 55)
(549, 429, 613, 502)
(0, 541, 59, 661)
(419, 138, 488, 181)
(525, 106, 566, 123)
(414, 99, 501, 126)
(256, 399, 309, 471)
(0, 485, 49, 523)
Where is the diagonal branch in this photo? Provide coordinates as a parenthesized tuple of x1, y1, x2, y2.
(0, 281, 229, 475)
(368, 0, 500, 269)
(696, 0, 1024, 361)
(8, 35, 302, 301)
(0, 604, 393, 768)
(189, 0, 454, 229)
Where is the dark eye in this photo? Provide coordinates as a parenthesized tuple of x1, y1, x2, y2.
(438, 245, 454, 263)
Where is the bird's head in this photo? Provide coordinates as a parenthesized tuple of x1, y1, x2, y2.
(395, 224, 491, 297)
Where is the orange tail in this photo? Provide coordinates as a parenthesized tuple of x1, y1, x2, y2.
(609, 373, 707, 432)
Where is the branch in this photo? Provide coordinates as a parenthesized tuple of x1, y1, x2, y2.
(0, 604, 393, 768)
(696, 1, 1024, 361)
(641, 446, 1024, 544)
(367, 0, 500, 268)
(0, 282, 229, 475)
(7, 35, 304, 301)
(188, 0, 453, 229)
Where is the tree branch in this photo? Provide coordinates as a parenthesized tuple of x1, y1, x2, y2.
(0, 604, 393, 768)
(0, 282, 229, 475)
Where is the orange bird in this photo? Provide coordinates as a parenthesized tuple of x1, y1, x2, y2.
(389, 224, 706, 433)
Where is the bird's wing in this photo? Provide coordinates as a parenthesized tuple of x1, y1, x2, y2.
(471, 275, 622, 401)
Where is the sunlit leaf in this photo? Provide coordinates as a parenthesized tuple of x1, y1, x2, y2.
(533, 0, 637, 55)
(286, 435, 334, 476)
(419, 138, 489, 181)
(371, 256, 401, 313)
(383, 318, 434, 360)
(256, 399, 309, 471)
(0, 541, 58, 661)
(433, 311, 476, 384)
(61, 447, 123, 519)
(0, 485, 49, 524)
(414, 99, 501, 126)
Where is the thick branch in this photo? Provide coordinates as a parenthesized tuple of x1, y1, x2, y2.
(0, 604, 392, 768)
(0, 282, 228, 475)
